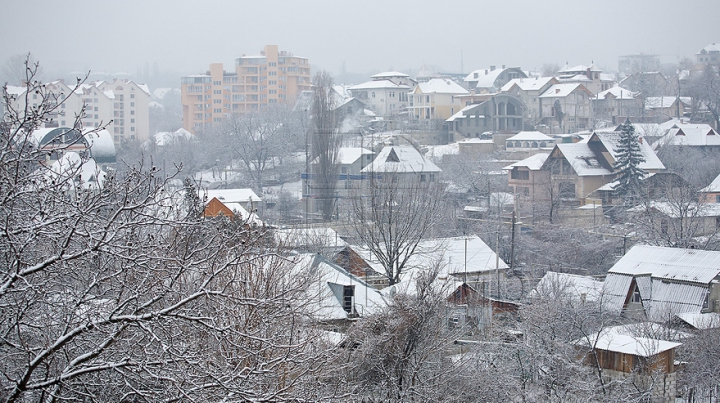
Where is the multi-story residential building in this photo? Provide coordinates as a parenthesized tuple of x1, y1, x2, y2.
(618, 53, 661, 76)
(408, 78, 468, 121)
(697, 43, 720, 64)
(7, 79, 150, 147)
(591, 86, 641, 124)
(180, 45, 311, 133)
(557, 64, 614, 94)
(463, 66, 527, 94)
(500, 76, 559, 126)
(538, 83, 593, 133)
(348, 71, 413, 117)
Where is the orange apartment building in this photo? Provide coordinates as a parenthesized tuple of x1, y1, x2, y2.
(181, 45, 311, 133)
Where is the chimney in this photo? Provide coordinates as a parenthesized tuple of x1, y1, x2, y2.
(502, 64, 506, 69)
(638, 137, 643, 144)
(490, 65, 496, 71)
(485, 70, 488, 75)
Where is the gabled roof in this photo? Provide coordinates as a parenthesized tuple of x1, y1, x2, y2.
(594, 86, 636, 100)
(290, 254, 387, 320)
(539, 83, 591, 98)
(551, 143, 614, 176)
(588, 131, 665, 171)
(698, 43, 720, 54)
(337, 147, 374, 165)
(415, 78, 468, 95)
(503, 153, 550, 171)
(661, 123, 720, 146)
(361, 146, 441, 174)
(500, 76, 556, 92)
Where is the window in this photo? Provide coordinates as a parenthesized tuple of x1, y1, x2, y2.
(420, 174, 427, 182)
(213, 81, 221, 85)
(371, 92, 375, 98)
(131, 127, 135, 132)
(130, 110, 135, 115)
(131, 118, 135, 123)
(130, 93, 135, 99)
(559, 182, 575, 198)
(343, 285, 354, 314)
(511, 170, 529, 180)
(716, 195, 720, 203)
(130, 102, 135, 107)
(631, 285, 641, 303)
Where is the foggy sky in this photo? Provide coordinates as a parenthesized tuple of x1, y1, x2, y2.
(2, 0, 719, 81)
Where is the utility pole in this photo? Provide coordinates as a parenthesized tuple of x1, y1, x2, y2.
(509, 210, 517, 272)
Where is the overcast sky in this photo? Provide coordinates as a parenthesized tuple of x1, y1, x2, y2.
(2, 0, 718, 82)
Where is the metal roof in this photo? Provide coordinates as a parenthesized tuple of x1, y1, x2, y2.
(608, 245, 720, 284)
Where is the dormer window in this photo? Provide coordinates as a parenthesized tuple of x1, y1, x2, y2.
(631, 284, 641, 304)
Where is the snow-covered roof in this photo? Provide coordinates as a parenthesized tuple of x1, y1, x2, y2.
(698, 43, 720, 54)
(415, 78, 468, 95)
(351, 235, 508, 290)
(700, 173, 720, 193)
(594, 86, 635, 100)
(599, 73, 616, 82)
(554, 143, 614, 176)
(675, 312, 720, 330)
(589, 131, 666, 171)
(577, 329, 681, 357)
(424, 142, 459, 160)
(632, 201, 720, 218)
(609, 245, 720, 284)
(506, 131, 554, 142)
(202, 188, 262, 204)
(338, 147, 373, 165)
(349, 80, 409, 90)
(84, 129, 116, 163)
(446, 104, 478, 122)
(48, 152, 106, 190)
(539, 83, 587, 98)
(503, 153, 550, 171)
(216, 201, 262, 225)
(361, 146, 442, 174)
(660, 123, 720, 147)
(464, 68, 503, 84)
(558, 64, 600, 73)
(155, 128, 195, 146)
(5, 85, 26, 96)
(533, 271, 604, 303)
(644, 97, 690, 110)
(371, 71, 409, 79)
(290, 254, 387, 320)
(274, 227, 347, 249)
(500, 76, 555, 92)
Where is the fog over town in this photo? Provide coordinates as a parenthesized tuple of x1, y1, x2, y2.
(2, 0, 720, 401)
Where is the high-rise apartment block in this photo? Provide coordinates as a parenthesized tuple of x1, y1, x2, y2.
(181, 45, 311, 133)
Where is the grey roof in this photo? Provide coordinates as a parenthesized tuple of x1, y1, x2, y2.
(605, 245, 720, 321)
(608, 245, 720, 284)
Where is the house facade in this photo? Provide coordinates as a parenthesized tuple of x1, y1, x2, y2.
(408, 78, 468, 121)
(538, 83, 593, 133)
(500, 77, 559, 128)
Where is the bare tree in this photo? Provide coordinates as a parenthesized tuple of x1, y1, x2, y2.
(0, 59, 333, 402)
(685, 62, 720, 130)
(310, 71, 342, 221)
(224, 104, 295, 192)
(349, 172, 444, 286)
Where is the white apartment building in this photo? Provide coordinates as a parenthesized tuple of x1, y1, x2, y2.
(7, 79, 150, 147)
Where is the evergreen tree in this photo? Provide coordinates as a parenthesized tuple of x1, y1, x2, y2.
(612, 119, 646, 202)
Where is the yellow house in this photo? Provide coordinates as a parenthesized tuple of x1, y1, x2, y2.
(408, 78, 468, 121)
